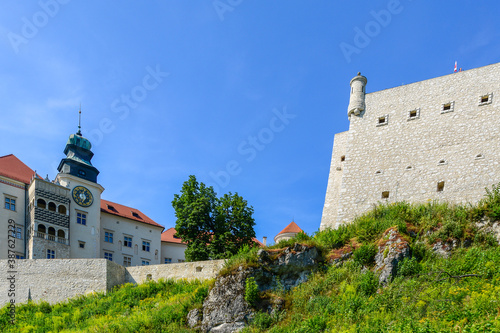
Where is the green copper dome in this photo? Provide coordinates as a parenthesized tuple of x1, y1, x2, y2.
(66, 133, 92, 150)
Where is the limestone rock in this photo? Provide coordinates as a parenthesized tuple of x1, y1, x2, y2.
(187, 308, 201, 329)
(201, 268, 253, 333)
(375, 228, 410, 285)
(476, 217, 500, 244)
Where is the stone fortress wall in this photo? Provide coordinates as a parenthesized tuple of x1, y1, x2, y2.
(0, 258, 225, 306)
(321, 62, 500, 229)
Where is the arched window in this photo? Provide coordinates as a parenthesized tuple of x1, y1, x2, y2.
(58, 205, 67, 215)
(37, 224, 46, 233)
(48, 202, 56, 212)
(37, 199, 46, 209)
(48, 227, 56, 236)
(57, 229, 65, 238)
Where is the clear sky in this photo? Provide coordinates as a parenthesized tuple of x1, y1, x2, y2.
(1, 1, 499, 244)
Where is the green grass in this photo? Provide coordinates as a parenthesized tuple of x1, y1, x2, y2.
(0, 279, 210, 333)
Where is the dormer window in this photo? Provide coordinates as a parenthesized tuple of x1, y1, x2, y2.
(107, 204, 117, 212)
(132, 212, 141, 219)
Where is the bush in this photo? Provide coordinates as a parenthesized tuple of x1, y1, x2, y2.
(352, 243, 377, 267)
(356, 270, 378, 296)
(252, 311, 273, 329)
(245, 277, 259, 307)
(397, 257, 421, 277)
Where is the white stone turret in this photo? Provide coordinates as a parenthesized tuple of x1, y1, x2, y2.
(347, 72, 368, 119)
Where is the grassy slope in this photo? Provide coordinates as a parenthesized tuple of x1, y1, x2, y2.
(3, 184, 500, 333)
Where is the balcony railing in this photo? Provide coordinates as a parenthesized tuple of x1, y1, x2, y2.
(35, 232, 68, 245)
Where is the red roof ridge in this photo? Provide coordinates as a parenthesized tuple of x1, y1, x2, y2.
(161, 227, 186, 244)
(100, 199, 164, 230)
(277, 221, 303, 236)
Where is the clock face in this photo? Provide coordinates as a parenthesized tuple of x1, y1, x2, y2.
(72, 186, 94, 207)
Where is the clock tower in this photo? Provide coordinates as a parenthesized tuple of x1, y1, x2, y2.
(56, 121, 104, 259)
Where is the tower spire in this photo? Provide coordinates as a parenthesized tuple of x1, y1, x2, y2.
(77, 104, 82, 136)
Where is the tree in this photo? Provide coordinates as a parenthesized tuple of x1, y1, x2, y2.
(172, 175, 256, 261)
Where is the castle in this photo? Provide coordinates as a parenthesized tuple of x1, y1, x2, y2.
(321, 62, 500, 230)
(0, 126, 187, 266)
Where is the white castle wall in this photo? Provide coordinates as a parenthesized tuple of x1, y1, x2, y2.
(0, 258, 225, 306)
(321, 63, 500, 229)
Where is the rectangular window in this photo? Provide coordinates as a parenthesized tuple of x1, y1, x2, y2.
(479, 93, 493, 106)
(123, 256, 132, 267)
(124, 236, 132, 247)
(4, 197, 16, 211)
(105, 232, 114, 243)
(376, 115, 389, 126)
(407, 108, 420, 120)
(437, 181, 445, 192)
(381, 191, 390, 199)
(164, 258, 172, 264)
(79, 241, 85, 249)
(10, 226, 22, 239)
(142, 241, 150, 252)
(142, 260, 150, 266)
(104, 252, 113, 261)
(441, 101, 454, 114)
(15, 255, 25, 259)
(77, 212, 87, 225)
(47, 249, 55, 259)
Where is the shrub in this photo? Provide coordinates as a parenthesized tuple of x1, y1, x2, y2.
(245, 277, 259, 306)
(252, 311, 273, 329)
(397, 257, 421, 277)
(352, 243, 377, 267)
(356, 270, 378, 296)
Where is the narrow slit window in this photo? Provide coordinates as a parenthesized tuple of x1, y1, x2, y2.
(437, 181, 445, 192)
(340, 155, 345, 162)
(381, 191, 390, 199)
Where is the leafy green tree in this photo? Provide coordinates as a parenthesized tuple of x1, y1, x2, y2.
(172, 175, 256, 261)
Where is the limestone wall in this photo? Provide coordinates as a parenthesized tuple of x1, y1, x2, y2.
(0, 258, 224, 306)
(323, 62, 500, 228)
(125, 260, 225, 284)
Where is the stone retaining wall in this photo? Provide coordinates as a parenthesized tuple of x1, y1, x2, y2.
(0, 258, 225, 306)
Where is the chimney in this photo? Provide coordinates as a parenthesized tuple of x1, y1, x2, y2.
(262, 236, 267, 246)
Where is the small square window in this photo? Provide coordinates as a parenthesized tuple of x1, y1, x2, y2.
(123, 256, 132, 267)
(142, 241, 150, 252)
(437, 181, 445, 192)
(479, 93, 493, 106)
(381, 191, 390, 199)
(407, 108, 420, 120)
(441, 101, 454, 114)
(78, 241, 85, 249)
(47, 249, 55, 259)
(77, 212, 87, 225)
(124, 236, 132, 247)
(4, 197, 16, 211)
(164, 258, 172, 264)
(142, 260, 150, 266)
(105, 232, 114, 243)
(377, 115, 389, 126)
(104, 252, 113, 261)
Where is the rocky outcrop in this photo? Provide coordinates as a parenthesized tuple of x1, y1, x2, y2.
(199, 244, 322, 332)
(476, 217, 500, 244)
(375, 228, 410, 285)
(201, 268, 253, 333)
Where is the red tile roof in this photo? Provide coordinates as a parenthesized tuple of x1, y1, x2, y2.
(101, 199, 164, 230)
(277, 221, 303, 236)
(0, 154, 38, 184)
(161, 227, 264, 247)
(161, 227, 186, 244)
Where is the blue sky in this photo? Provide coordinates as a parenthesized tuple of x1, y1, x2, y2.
(1, 1, 499, 244)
